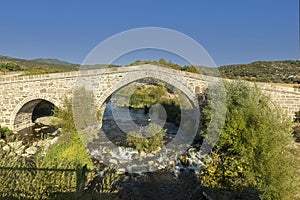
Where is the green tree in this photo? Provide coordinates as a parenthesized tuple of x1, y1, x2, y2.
(199, 81, 299, 199)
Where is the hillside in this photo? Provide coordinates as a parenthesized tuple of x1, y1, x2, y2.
(128, 59, 300, 84)
(219, 60, 300, 84)
(0, 55, 79, 75)
(31, 58, 74, 66)
(0, 56, 79, 70)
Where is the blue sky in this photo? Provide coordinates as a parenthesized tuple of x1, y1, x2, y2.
(0, 0, 298, 66)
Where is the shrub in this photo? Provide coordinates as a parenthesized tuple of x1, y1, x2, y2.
(0, 126, 13, 139)
(49, 97, 93, 169)
(293, 125, 300, 142)
(199, 81, 298, 200)
(295, 111, 300, 122)
(127, 124, 166, 153)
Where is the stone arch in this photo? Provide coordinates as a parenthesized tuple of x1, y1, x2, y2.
(96, 70, 199, 110)
(10, 95, 60, 132)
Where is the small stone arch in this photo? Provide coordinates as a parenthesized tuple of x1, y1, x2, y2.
(10, 95, 60, 132)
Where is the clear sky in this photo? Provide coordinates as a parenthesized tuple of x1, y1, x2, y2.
(0, 0, 298, 66)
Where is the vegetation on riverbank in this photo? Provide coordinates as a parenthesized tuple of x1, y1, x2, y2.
(113, 82, 182, 126)
(0, 97, 121, 199)
(0, 126, 13, 139)
(199, 81, 299, 199)
(46, 98, 93, 169)
(127, 123, 167, 153)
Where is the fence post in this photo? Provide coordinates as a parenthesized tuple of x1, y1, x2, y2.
(76, 164, 87, 196)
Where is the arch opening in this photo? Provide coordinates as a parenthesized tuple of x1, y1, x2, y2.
(98, 77, 196, 147)
(14, 99, 56, 132)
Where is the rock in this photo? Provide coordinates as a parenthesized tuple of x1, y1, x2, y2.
(148, 161, 154, 166)
(25, 146, 38, 155)
(132, 153, 139, 160)
(105, 148, 111, 153)
(8, 141, 23, 150)
(104, 153, 112, 159)
(34, 128, 42, 132)
(49, 137, 59, 145)
(109, 158, 118, 166)
(35, 116, 60, 126)
(157, 157, 164, 163)
(117, 168, 126, 175)
(147, 153, 154, 157)
(37, 140, 45, 147)
(168, 160, 175, 166)
(158, 164, 165, 170)
(8, 152, 16, 157)
(119, 160, 129, 165)
(0, 139, 5, 144)
(140, 151, 146, 158)
(2, 145, 10, 152)
(32, 142, 37, 147)
(15, 145, 25, 155)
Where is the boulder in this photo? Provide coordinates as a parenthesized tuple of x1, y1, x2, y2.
(35, 116, 60, 126)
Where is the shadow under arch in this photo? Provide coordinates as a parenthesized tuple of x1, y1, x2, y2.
(10, 97, 59, 132)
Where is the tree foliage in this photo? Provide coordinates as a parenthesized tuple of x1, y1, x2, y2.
(199, 81, 299, 199)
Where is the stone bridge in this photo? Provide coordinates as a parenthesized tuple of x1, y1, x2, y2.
(0, 64, 299, 132)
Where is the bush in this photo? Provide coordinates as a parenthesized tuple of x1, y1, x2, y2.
(0, 62, 22, 72)
(295, 111, 300, 122)
(49, 97, 93, 169)
(199, 81, 298, 199)
(293, 125, 300, 142)
(127, 124, 166, 153)
(0, 126, 13, 139)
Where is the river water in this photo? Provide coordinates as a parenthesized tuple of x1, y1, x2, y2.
(91, 101, 209, 199)
(101, 101, 179, 146)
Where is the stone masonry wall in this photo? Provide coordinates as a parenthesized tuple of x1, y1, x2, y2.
(0, 64, 299, 132)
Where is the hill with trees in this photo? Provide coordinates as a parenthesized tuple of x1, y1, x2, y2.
(219, 60, 300, 84)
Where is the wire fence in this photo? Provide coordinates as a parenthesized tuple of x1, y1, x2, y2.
(0, 165, 95, 199)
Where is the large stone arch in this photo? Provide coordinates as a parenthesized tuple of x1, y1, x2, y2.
(10, 95, 61, 132)
(96, 70, 199, 110)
